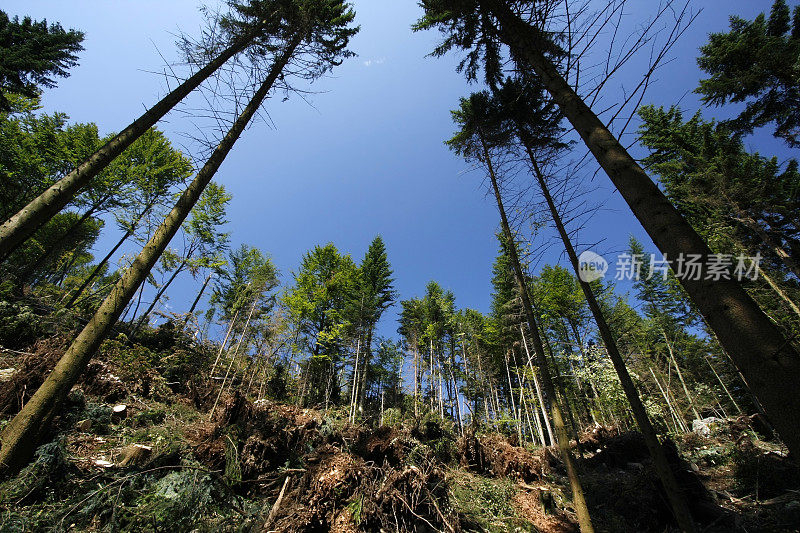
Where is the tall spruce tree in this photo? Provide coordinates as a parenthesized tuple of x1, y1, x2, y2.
(416, 0, 800, 459)
(0, 11, 84, 110)
(696, 0, 800, 146)
(447, 91, 595, 533)
(0, 0, 358, 475)
(490, 76, 699, 530)
(353, 236, 396, 412)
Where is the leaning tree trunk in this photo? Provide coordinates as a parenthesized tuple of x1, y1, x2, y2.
(131, 259, 188, 338)
(528, 152, 698, 532)
(67, 198, 159, 308)
(486, 0, 800, 459)
(66, 229, 132, 308)
(480, 136, 595, 533)
(0, 39, 299, 476)
(188, 273, 213, 316)
(20, 195, 110, 283)
(0, 32, 257, 263)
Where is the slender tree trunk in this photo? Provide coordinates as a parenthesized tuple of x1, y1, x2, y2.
(188, 272, 213, 316)
(662, 330, 701, 422)
(527, 156, 697, 531)
(0, 39, 299, 475)
(480, 136, 594, 532)
(450, 355, 464, 436)
(211, 296, 259, 417)
(211, 309, 240, 377)
(487, 0, 800, 458)
(0, 34, 257, 262)
(349, 334, 361, 423)
(705, 356, 742, 415)
(357, 323, 373, 414)
(66, 229, 133, 308)
(475, 350, 492, 425)
(131, 259, 187, 337)
(21, 196, 110, 283)
(520, 324, 555, 446)
(504, 349, 522, 442)
(759, 268, 800, 321)
(569, 321, 607, 425)
(413, 341, 419, 417)
(120, 282, 145, 324)
(651, 366, 687, 432)
(53, 249, 81, 286)
(512, 345, 537, 444)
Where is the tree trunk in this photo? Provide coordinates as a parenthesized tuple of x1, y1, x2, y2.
(705, 356, 743, 415)
(0, 39, 299, 475)
(487, 0, 800, 459)
(68, 197, 160, 308)
(528, 154, 697, 531)
(357, 323, 373, 414)
(21, 195, 110, 283)
(0, 34, 260, 263)
(349, 334, 361, 423)
(131, 259, 187, 337)
(520, 324, 555, 446)
(759, 268, 800, 322)
(651, 366, 687, 432)
(504, 349, 521, 441)
(211, 295, 259, 417)
(480, 135, 594, 532)
(662, 330, 701, 422)
(66, 229, 132, 308)
(188, 272, 213, 316)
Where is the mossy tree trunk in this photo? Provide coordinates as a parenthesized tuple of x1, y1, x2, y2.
(485, 0, 800, 459)
(0, 39, 299, 476)
(480, 134, 595, 533)
(526, 148, 698, 532)
(0, 35, 255, 263)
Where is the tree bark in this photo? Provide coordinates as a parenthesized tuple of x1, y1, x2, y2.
(481, 135, 594, 532)
(486, 0, 800, 459)
(0, 34, 260, 263)
(527, 154, 697, 531)
(131, 259, 188, 337)
(0, 39, 299, 475)
(66, 229, 132, 308)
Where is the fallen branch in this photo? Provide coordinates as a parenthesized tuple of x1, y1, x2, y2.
(263, 474, 291, 531)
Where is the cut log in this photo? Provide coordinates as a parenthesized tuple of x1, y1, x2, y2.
(111, 404, 128, 422)
(118, 444, 152, 466)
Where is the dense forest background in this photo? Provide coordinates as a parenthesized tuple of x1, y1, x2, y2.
(0, 0, 798, 531)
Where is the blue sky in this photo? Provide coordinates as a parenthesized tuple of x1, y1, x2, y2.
(4, 0, 791, 341)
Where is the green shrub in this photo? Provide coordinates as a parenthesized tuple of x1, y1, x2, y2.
(0, 301, 47, 348)
(0, 440, 72, 504)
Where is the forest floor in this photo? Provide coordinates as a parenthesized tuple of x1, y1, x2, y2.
(0, 329, 799, 531)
